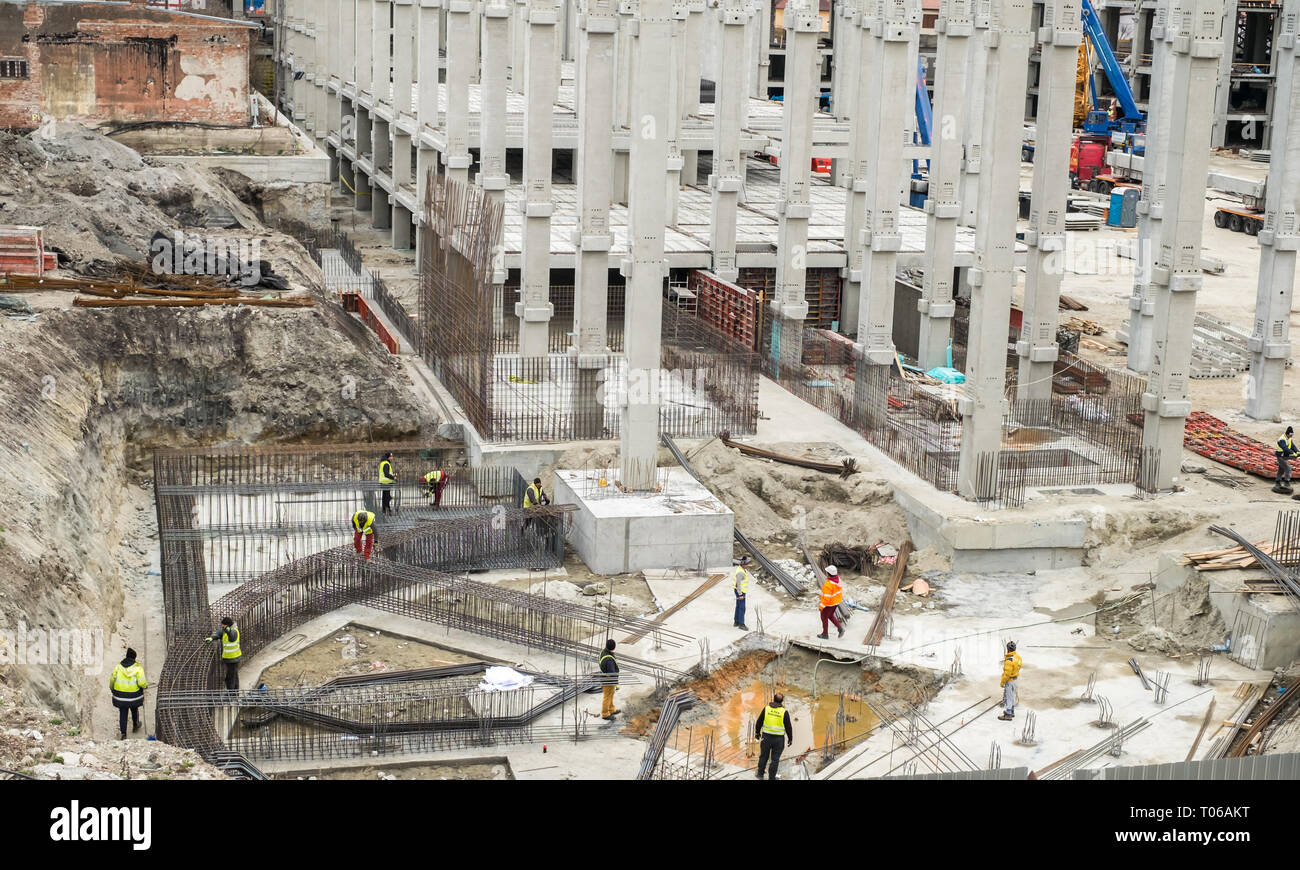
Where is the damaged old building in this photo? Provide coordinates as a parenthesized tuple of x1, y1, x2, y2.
(0, 0, 258, 130)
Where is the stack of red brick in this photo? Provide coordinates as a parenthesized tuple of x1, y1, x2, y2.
(0, 226, 57, 277)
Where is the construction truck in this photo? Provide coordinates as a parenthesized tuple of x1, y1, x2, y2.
(1069, 0, 1145, 191)
(1208, 172, 1267, 235)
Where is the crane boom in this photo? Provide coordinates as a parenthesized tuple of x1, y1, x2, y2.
(1080, 0, 1143, 128)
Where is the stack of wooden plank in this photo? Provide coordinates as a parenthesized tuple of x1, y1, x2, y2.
(1059, 294, 1089, 311)
(1180, 541, 1272, 571)
(1063, 315, 1103, 335)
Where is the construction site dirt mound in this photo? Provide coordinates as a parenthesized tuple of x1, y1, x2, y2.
(1083, 503, 1215, 564)
(1111, 570, 1227, 655)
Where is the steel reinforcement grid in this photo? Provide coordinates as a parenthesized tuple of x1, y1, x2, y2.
(154, 444, 691, 762)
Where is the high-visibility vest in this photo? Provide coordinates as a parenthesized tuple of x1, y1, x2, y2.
(379, 460, 396, 485)
(525, 485, 543, 508)
(111, 662, 147, 698)
(733, 567, 749, 595)
(425, 470, 444, 484)
(221, 626, 242, 660)
(820, 578, 843, 609)
(761, 704, 787, 735)
(352, 511, 375, 534)
(1278, 438, 1295, 457)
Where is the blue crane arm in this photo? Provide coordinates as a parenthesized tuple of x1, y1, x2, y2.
(1081, 0, 1143, 122)
(914, 55, 933, 147)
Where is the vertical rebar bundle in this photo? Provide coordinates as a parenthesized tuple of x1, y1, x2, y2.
(1195, 654, 1212, 687)
(988, 741, 1001, 770)
(1095, 696, 1115, 728)
(1152, 671, 1172, 705)
(1080, 671, 1097, 702)
(1017, 710, 1038, 746)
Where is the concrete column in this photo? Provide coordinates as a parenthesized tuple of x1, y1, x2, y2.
(374, 187, 393, 229)
(1015, 0, 1080, 400)
(357, 108, 374, 159)
(512, 0, 530, 92)
(916, 0, 971, 371)
(830, 0, 862, 190)
(354, 159, 373, 212)
(664, 5, 687, 224)
(709, 0, 751, 283)
(771, 0, 820, 371)
(517, 0, 561, 358)
(328, 0, 347, 136)
(480, 0, 511, 203)
(445, 0, 475, 184)
(418, 0, 442, 128)
(393, 0, 415, 116)
(958, 0, 989, 228)
(954, 0, 1031, 500)
(571, 0, 619, 438)
(754, 0, 772, 98)
(1211, 0, 1239, 148)
(394, 132, 413, 188)
(315, 22, 329, 139)
(839, 0, 870, 335)
(358, 0, 374, 93)
(393, 204, 413, 248)
(1138, 0, 1223, 491)
(1126, 0, 1173, 374)
(1246, 0, 1300, 419)
(374, 118, 392, 176)
(373, 0, 391, 105)
(620, 0, 673, 489)
(612, 1, 637, 205)
(680, 0, 704, 185)
(853, 0, 921, 428)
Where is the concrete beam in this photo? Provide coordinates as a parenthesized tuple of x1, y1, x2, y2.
(620, 0, 673, 489)
(1245, 0, 1300, 421)
(709, 0, 751, 283)
(853, 0, 921, 428)
(517, 0, 561, 357)
(955, 0, 1031, 500)
(917, 0, 973, 371)
(1139, 0, 1224, 491)
(1015, 0, 1080, 399)
(771, 0, 821, 372)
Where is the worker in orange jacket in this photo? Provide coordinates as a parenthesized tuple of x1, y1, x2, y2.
(817, 566, 845, 640)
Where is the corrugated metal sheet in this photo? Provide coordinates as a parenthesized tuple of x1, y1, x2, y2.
(1074, 752, 1300, 780)
(883, 767, 1031, 781)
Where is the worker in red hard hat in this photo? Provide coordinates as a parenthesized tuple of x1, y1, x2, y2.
(817, 565, 845, 640)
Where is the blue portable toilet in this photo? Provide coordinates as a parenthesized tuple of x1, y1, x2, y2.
(1107, 190, 1124, 226)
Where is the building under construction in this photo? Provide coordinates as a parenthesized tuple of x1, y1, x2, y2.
(0, 0, 1299, 807)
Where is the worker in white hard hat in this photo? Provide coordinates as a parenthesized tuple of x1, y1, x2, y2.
(817, 565, 845, 640)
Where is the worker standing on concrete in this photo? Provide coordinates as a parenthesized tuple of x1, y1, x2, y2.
(205, 617, 242, 692)
(423, 467, 448, 508)
(379, 451, 397, 515)
(598, 638, 620, 720)
(1275, 427, 1299, 494)
(522, 477, 550, 536)
(732, 557, 754, 630)
(351, 509, 377, 559)
(817, 566, 845, 640)
(109, 648, 148, 740)
(998, 641, 1022, 721)
(753, 692, 794, 780)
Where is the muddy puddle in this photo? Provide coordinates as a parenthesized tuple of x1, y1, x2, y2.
(672, 680, 881, 767)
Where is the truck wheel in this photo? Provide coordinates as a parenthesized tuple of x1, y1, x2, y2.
(1229, 213, 1243, 233)
(1214, 210, 1230, 228)
(1245, 218, 1261, 236)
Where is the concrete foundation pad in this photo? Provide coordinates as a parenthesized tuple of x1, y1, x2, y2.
(556, 468, 734, 575)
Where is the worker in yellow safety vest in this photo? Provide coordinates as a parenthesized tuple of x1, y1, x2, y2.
(205, 616, 243, 691)
(109, 648, 148, 740)
(522, 477, 550, 536)
(352, 509, 376, 559)
(423, 468, 448, 508)
(1274, 426, 1299, 494)
(998, 641, 1023, 721)
(598, 639, 620, 720)
(379, 451, 397, 515)
(817, 565, 845, 640)
(753, 692, 794, 780)
(732, 557, 754, 631)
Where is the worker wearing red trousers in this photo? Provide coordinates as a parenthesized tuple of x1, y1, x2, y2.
(352, 509, 376, 559)
(817, 566, 845, 639)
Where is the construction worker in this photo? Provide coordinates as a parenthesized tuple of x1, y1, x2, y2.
(522, 476, 549, 536)
(998, 641, 1022, 721)
(205, 616, 242, 691)
(352, 509, 377, 559)
(732, 557, 754, 630)
(379, 451, 397, 515)
(1275, 427, 1299, 494)
(753, 692, 794, 780)
(817, 565, 845, 640)
(423, 467, 448, 508)
(598, 638, 620, 720)
(109, 648, 148, 740)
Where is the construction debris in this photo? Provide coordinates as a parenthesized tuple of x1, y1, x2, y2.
(864, 540, 914, 646)
(719, 432, 858, 478)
